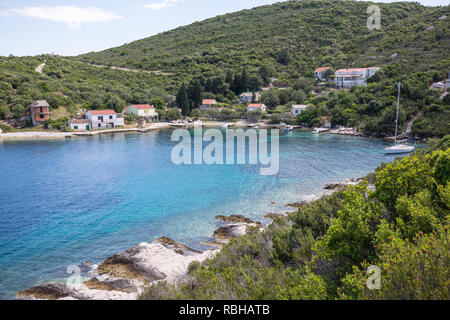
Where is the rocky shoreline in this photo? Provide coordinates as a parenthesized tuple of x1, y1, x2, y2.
(15, 178, 362, 300)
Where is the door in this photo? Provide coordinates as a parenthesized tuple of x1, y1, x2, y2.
(86, 125, 90, 131)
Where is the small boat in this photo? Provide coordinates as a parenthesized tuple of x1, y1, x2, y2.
(193, 120, 203, 127)
(312, 128, 320, 134)
(221, 123, 230, 129)
(284, 125, 293, 132)
(384, 82, 416, 155)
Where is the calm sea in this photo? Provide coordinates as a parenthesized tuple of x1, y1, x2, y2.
(0, 129, 400, 298)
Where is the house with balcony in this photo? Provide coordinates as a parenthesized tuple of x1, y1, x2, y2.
(29, 100, 50, 126)
(126, 104, 159, 121)
(334, 67, 380, 88)
(86, 110, 124, 129)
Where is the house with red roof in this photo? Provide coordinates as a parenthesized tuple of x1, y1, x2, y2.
(334, 67, 380, 87)
(199, 99, 217, 111)
(86, 110, 124, 129)
(247, 103, 267, 113)
(314, 67, 330, 81)
(126, 104, 159, 121)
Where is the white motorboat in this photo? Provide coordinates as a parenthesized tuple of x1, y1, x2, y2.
(384, 82, 416, 154)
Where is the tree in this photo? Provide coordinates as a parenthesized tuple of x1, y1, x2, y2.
(166, 108, 181, 121)
(190, 108, 202, 119)
(241, 69, 248, 93)
(187, 79, 202, 107)
(176, 84, 190, 116)
(248, 76, 263, 92)
(277, 49, 291, 65)
(258, 66, 271, 85)
(11, 104, 25, 117)
(262, 90, 280, 109)
(247, 110, 263, 122)
(0, 105, 11, 119)
(151, 97, 165, 111)
(225, 70, 234, 92)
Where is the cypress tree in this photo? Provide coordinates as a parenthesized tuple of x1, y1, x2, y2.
(176, 84, 190, 116)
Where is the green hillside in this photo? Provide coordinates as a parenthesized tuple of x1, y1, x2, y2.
(1, 0, 449, 137)
(76, 0, 449, 79)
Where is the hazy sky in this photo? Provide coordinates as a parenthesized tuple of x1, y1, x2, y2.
(0, 0, 448, 56)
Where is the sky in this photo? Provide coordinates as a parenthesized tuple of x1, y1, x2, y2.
(0, 0, 448, 57)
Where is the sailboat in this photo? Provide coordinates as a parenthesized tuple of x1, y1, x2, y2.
(384, 82, 416, 154)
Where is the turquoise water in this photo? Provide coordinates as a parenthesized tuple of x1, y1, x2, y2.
(0, 129, 399, 299)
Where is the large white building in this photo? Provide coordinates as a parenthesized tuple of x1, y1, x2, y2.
(86, 110, 124, 129)
(334, 67, 380, 87)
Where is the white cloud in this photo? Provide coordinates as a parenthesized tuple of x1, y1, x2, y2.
(3, 6, 122, 29)
(145, 0, 184, 10)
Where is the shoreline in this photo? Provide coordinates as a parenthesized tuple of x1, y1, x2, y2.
(0, 122, 368, 142)
(14, 176, 358, 300)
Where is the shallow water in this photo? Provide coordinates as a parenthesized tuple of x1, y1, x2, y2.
(0, 129, 401, 298)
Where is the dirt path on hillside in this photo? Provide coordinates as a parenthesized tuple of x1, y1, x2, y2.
(35, 61, 46, 73)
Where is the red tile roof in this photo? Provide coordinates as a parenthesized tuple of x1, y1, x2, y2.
(87, 110, 116, 115)
(129, 104, 154, 110)
(248, 104, 265, 108)
(202, 99, 217, 105)
(315, 67, 329, 72)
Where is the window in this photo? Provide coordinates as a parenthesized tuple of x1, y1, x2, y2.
(98, 123, 101, 127)
(39, 114, 44, 119)
(40, 107, 43, 113)
(98, 116, 103, 121)
(74, 126, 78, 130)
(109, 116, 113, 119)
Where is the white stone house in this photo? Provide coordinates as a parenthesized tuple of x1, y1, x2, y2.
(291, 105, 308, 117)
(86, 110, 124, 129)
(126, 104, 159, 121)
(68, 119, 91, 131)
(239, 92, 261, 103)
(334, 67, 380, 88)
(247, 103, 266, 113)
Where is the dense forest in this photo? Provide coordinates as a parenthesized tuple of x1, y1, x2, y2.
(0, 0, 449, 137)
(141, 135, 450, 300)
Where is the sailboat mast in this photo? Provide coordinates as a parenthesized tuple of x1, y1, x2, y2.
(394, 82, 400, 144)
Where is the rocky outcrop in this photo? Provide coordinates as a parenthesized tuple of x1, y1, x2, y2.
(323, 182, 347, 190)
(215, 214, 261, 226)
(16, 239, 217, 300)
(264, 213, 286, 220)
(286, 201, 308, 208)
(208, 215, 262, 246)
(323, 178, 362, 190)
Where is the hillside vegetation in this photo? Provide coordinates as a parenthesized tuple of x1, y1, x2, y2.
(77, 0, 449, 78)
(0, 0, 448, 137)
